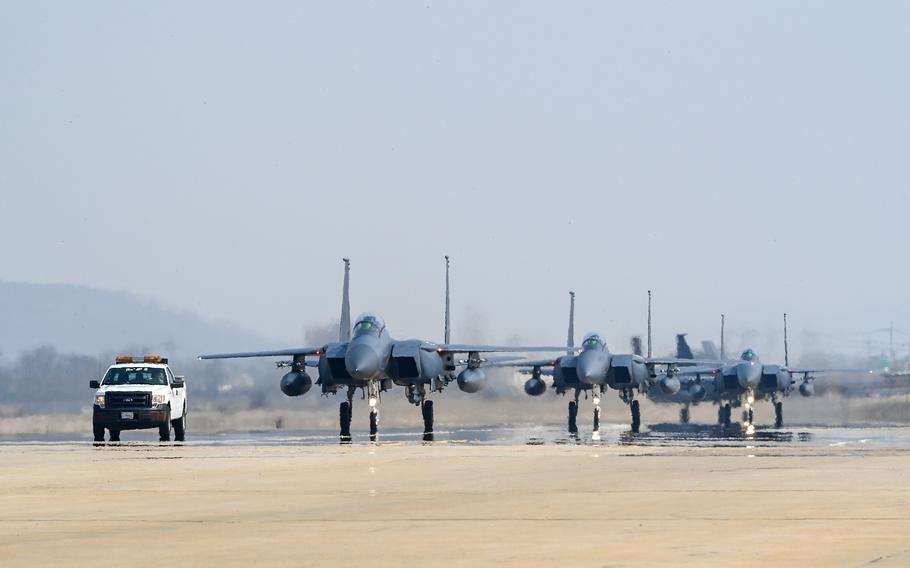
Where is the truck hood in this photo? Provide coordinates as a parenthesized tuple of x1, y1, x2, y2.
(96, 384, 172, 395)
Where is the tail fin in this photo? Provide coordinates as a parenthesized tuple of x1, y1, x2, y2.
(676, 334, 694, 359)
(631, 336, 643, 356)
(567, 291, 575, 354)
(444, 256, 451, 344)
(701, 340, 719, 360)
(783, 313, 789, 367)
(339, 258, 351, 342)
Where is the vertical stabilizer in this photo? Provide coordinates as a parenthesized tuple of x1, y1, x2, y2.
(676, 334, 694, 359)
(783, 313, 789, 367)
(720, 314, 726, 360)
(444, 256, 451, 344)
(567, 291, 576, 354)
(339, 258, 351, 342)
(631, 336, 643, 356)
(647, 290, 652, 358)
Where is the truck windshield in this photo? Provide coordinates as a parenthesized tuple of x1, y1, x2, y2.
(102, 367, 167, 386)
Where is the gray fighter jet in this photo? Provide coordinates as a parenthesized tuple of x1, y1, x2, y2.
(649, 314, 867, 428)
(199, 257, 565, 440)
(493, 291, 714, 435)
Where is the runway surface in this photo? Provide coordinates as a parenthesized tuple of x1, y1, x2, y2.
(2, 424, 909, 567)
(4, 422, 910, 449)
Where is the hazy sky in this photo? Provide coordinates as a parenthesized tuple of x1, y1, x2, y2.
(2, 1, 908, 360)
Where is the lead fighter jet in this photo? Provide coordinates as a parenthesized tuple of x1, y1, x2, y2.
(199, 257, 565, 440)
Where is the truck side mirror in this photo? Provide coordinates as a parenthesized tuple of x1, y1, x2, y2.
(171, 376, 185, 388)
(89, 380, 100, 389)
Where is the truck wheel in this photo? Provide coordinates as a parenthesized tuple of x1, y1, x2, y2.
(93, 422, 105, 442)
(159, 418, 171, 442)
(109, 429, 120, 442)
(172, 409, 186, 442)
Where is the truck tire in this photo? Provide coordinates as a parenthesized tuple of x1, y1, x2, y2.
(109, 429, 121, 442)
(159, 417, 171, 442)
(172, 408, 186, 442)
(93, 422, 105, 442)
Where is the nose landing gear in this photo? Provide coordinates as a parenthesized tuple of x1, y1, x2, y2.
(592, 387, 604, 441)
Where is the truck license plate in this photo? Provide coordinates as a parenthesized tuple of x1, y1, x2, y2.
(121, 411, 134, 420)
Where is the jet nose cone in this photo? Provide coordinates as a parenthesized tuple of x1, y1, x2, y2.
(346, 344, 380, 379)
(737, 362, 760, 389)
(576, 352, 607, 385)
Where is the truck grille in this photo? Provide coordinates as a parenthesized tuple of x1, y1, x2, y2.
(106, 392, 151, 408)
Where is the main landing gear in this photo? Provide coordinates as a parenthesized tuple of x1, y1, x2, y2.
(630, 400, 641, 433)
(680, 405, 690, 424)
(339, 387, 355, 440)
(568, 391, 579, 435)
(421, 401, 434, 441)
(718, 403, 732, 428)
(774, 401, 784, 428)
(619, 389, 640, 433)
(408, 384, 435, 441)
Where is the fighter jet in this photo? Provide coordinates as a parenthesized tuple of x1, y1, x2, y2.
(492, 291, 716, 435)
(199, 257, 565, 440)
(649, 314, 868, 428)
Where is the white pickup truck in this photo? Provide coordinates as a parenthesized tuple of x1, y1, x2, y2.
(90, 356, 187, 442)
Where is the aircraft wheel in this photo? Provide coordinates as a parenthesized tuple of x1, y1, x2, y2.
(774, 402, 783, 428)
(680, 407, 690, 424)
(631, 400, 641, 433)
(422, 400, 434, 434)
(340, 402, 352, 438)
(722, 404, 732, 428)
(568, 401, 578, 434)
(747, 408, 754, 424)
(593, 405, 600, 432)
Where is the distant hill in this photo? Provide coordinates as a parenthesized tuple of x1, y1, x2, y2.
(0, 281, 273, 358)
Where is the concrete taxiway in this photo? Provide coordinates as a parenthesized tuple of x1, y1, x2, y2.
(1, 429, 909, 567)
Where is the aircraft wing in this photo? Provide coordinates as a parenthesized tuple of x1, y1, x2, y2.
(646, 358, 723, 367)
(198, 347, 323, 360)
(785, 367, 872, 376)
(427, 343, 568, 354)
(482, 357, 561, 368)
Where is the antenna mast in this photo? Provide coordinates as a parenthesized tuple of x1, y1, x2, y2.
(647, 290, 652, 358)
(783, 313, 789, 367)
(339, 258, 351, 342)
(720, 314, 724, 361)
(567, 291, 575, 354)
(444, 256, 451, 344)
